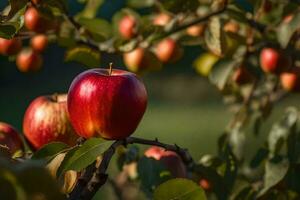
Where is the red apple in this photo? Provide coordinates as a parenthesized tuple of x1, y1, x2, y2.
(0, 37, 22, 55)
(67, 68, 148, 140)
(24, 7, 51, 33)
(123, 47, 162, 73)
(153, 13, 171, 26)
(16, 48, 43, 72)
(118, 15, 137, 39)
(23, 94, 78, 149)
(0, 122, 23, 154)
(280, 68, 300, 92)
(186, 24, 205, 37)
(144, 146, 186, 178)
(154, 38, 183, 63)
(260, 48, 292, 74)
(224, 20, 240, 33)
(30, 34, 48, 52)
(232, 66, 254, 85)
(199, 178, 211, 191)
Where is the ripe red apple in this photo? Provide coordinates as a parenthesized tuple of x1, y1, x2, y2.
(123, 47, 162, 73)
(153, 13, 171, 26)
(0, 37, 22, 55)
(199, 178, 211, 191)
(67, 68, 148, 140)
(144, 146, 186, 178)
(16, 48, 43, 72)
(186, 24, 205, 37)
(0, 122, 23, 154)
(30, 34, 48, 52)
(260, 48, 292, 74)
(280, 68, 300, 92)
(23, 94, 78, 149)
(118, 15, 137, 39)
(154, 38, 183, 63)
(232, 66, 254, 85)
(24, 7, 51, 33)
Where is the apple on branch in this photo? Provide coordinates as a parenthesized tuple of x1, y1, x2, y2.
(0, 122, 24, 154)
(67, 65, 148, 140)
(23, 94, 78, 149)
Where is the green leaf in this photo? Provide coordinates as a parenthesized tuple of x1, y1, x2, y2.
(6, 0, 27, 19)
(57, 138, 112, 177)
(138, 156, 171, 197)
(154, 178, 207, 200)
(127, 0, 155, 8)
(258, 158, 289, 197)
(209, 58, 239, 90)
(45, 0, 68, 13)
(65, 46, 101, 68)
(76, 17, 112, 40)
(78, 0, 104, 18)
(32, 142, 69, 161)
(277, 11, 300, 48)
(205, 16, 227, 57)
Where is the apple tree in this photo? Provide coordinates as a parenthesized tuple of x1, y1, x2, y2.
(1, 0, 300, 200)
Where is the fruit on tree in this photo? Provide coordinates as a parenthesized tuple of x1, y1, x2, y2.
(30, 34, 48, 52)
(260, 48, 292, 74)
(32, 0, 41, 4)
(194, 52, 219, 76)
(232, 66, 254, 85)
(118, 15, 137, 39)
(144, 146, 186, 178)
(67, 68, 148, 140)
(280, 68, 300, 92)
(16, 48, 43, 72)
(154, 38, 183, 63)
(186, 24, 205, 37)
(24, 7, 51, 33)
(0, 122, 23, 154)
(153, 13, 171, 26)
(123, 47, 162, 73)
(23, 94, 77, 149)
(199, 178, 211, 191)
(224, 20, 240, 33)
(0, 37, 22, 55)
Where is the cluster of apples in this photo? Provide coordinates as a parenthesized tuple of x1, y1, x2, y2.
(0, 3, 51, 72)
(119, 13, 195, 73)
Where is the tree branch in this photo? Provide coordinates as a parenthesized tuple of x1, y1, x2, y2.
(68, 137, 194, 200)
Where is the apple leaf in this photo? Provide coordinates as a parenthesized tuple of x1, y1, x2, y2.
(127, 0, 155, 8)
(76, 17, 112, 40)
(277, 12, 300, 48)
(6, 0, 27, 19)
(138, 156, 172, 197)
(209, 58, 239, 90)
(153, 178, 207, 200)
(65, 46, 101, 68)
(257, 158, 289, 197)
(77, 0, 104, 19)
(32, 142, 69, 161)
(205, 16, 227, 57)
(57, 138, 112, 177)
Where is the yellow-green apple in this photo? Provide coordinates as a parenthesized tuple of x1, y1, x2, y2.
(16, 48, 43, 72)
(67, 68, 148, 140)
(144, 146, 186, 178)
(193, 52, 219, 76)
(154, 38, 183, 63)
(24, 7, 51, 33)
(232, 66, 254, 85)
(260, 48, 292, 74)
(123, 47, 162, 73)
(30, 34, 48, 52)
(153, 13, 171, 26)
(118, 15, 137, 39)
(0, 122, 23, 154)
(23, 94, 77, 149)
(280, 68, 300, 92)
(0, 37, 22, 55)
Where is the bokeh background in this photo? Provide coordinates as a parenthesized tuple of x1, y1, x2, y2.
(1, 1, 300, 198)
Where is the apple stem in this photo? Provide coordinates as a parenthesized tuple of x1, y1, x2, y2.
(109, 63, 113, 76)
